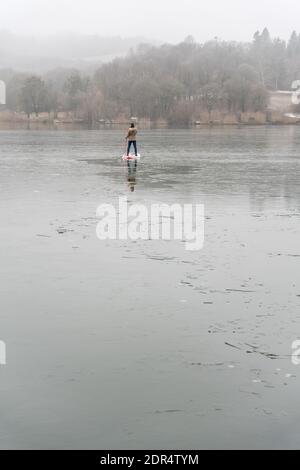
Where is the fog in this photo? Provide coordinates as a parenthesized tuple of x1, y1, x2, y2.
(1, 0, 300, 43)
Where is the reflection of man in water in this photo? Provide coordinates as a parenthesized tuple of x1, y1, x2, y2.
(127, 160, 138, 192)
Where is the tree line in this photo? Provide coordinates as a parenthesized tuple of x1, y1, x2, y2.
(1, 29, 300, 125)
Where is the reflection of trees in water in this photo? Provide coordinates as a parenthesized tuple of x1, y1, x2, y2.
(248, 167, 300, 212)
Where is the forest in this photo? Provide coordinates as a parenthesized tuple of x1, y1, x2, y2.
(1, 28, 300, 125)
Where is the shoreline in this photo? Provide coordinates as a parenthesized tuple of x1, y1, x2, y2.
(0, 121, 300, 131)
(1, 109, 300, 129)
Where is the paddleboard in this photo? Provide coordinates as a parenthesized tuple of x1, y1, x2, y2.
(122, 154, 141, 161)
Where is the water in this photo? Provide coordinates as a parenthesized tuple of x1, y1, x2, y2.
(0, 127, 300, 449)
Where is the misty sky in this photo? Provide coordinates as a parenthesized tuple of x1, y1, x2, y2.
(1, 0, 300, 42)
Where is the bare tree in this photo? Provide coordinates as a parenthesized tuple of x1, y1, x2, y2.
(20, 76, 48, 118)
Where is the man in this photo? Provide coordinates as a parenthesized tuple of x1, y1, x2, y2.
(126, 123, 138, 157)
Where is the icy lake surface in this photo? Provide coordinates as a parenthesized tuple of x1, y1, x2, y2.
(0, 127, 300, 449)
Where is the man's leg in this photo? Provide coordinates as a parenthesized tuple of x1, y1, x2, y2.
(133, 141, 138, 156)
(127, 141, 132, 156)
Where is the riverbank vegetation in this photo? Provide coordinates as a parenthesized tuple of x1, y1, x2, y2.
(1, 29, 300, 125)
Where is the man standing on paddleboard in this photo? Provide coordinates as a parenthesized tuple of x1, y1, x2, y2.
(125, 123, 138, 157)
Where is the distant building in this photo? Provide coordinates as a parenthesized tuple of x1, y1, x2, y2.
(268, 90, 300, 121)
(269, 91, 293, 112)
